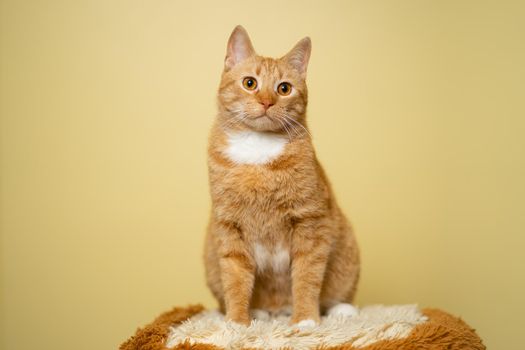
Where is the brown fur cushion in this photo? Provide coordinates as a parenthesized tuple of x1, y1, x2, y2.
(120, 305, 485, 350)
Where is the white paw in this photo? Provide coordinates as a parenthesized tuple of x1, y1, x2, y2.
(296, 319, 316, 330)
(250, 308, 271, 321)
(327, 303, 359, 317)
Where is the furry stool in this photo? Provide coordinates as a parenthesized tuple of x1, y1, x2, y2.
(120, 304, 485, 350)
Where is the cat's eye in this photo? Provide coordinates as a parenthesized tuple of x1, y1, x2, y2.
(242, 77, 258, 90)
(277, 82, 292, 96)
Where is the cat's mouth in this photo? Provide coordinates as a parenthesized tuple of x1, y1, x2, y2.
(252, 111, 271, 119)
(243, 114, 281, 132)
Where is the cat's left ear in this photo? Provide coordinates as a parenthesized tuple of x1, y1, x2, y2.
(283, 37, 311, 77)
(224, 25, 256, 71)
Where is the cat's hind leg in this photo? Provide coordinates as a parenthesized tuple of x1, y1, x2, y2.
(320, 227, 360, 317)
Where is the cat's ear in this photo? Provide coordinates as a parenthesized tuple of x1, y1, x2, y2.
(283, 37, 311, 77)
(224, 25, 256, 70)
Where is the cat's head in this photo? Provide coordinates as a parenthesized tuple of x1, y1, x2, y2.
(217, 26, 311, 134)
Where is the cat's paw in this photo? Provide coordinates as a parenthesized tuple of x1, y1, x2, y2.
(327, 303, 359, 317)
(226, 313, 251, 326)
(250, 308, 271, 321)
(295, 319, 317, 330)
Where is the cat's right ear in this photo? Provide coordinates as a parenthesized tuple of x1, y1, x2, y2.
(224, 25, 255, 71)
(283, 37, 311, 78)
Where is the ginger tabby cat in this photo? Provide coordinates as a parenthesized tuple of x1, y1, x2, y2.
(204, 26, 360, 327)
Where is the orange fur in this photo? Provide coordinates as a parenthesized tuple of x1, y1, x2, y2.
(204, 26, 360, 325)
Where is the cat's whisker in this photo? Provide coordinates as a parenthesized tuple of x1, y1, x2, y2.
(276, 112, 302, 139)
(283, 116, 308, 137)
(282, 118, 300, 139)
(276, 117, 293, 141)
(283, 115, 311, 139)
(264, 114, 292, 141)
(221, 110, 249, 130)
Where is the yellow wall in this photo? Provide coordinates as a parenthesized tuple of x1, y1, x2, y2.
(1, 1, 523, 349)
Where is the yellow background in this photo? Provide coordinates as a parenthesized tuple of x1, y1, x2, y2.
(1, 1, 524, 349)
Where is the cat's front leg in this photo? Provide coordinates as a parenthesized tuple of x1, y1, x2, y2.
(290, 217, 333, 325)
(215, 220, 255, 326)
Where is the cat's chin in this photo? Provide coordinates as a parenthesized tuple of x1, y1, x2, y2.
(242, 116, 282, 132)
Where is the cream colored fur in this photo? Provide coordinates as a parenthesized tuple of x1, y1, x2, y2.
(166, 304, 428, 349)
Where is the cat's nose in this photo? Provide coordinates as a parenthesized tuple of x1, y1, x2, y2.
(259, 99, 275, 111)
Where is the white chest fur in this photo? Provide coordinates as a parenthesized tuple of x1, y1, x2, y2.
(224, 131, 288, 165)
(253, 243, 290, 273)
